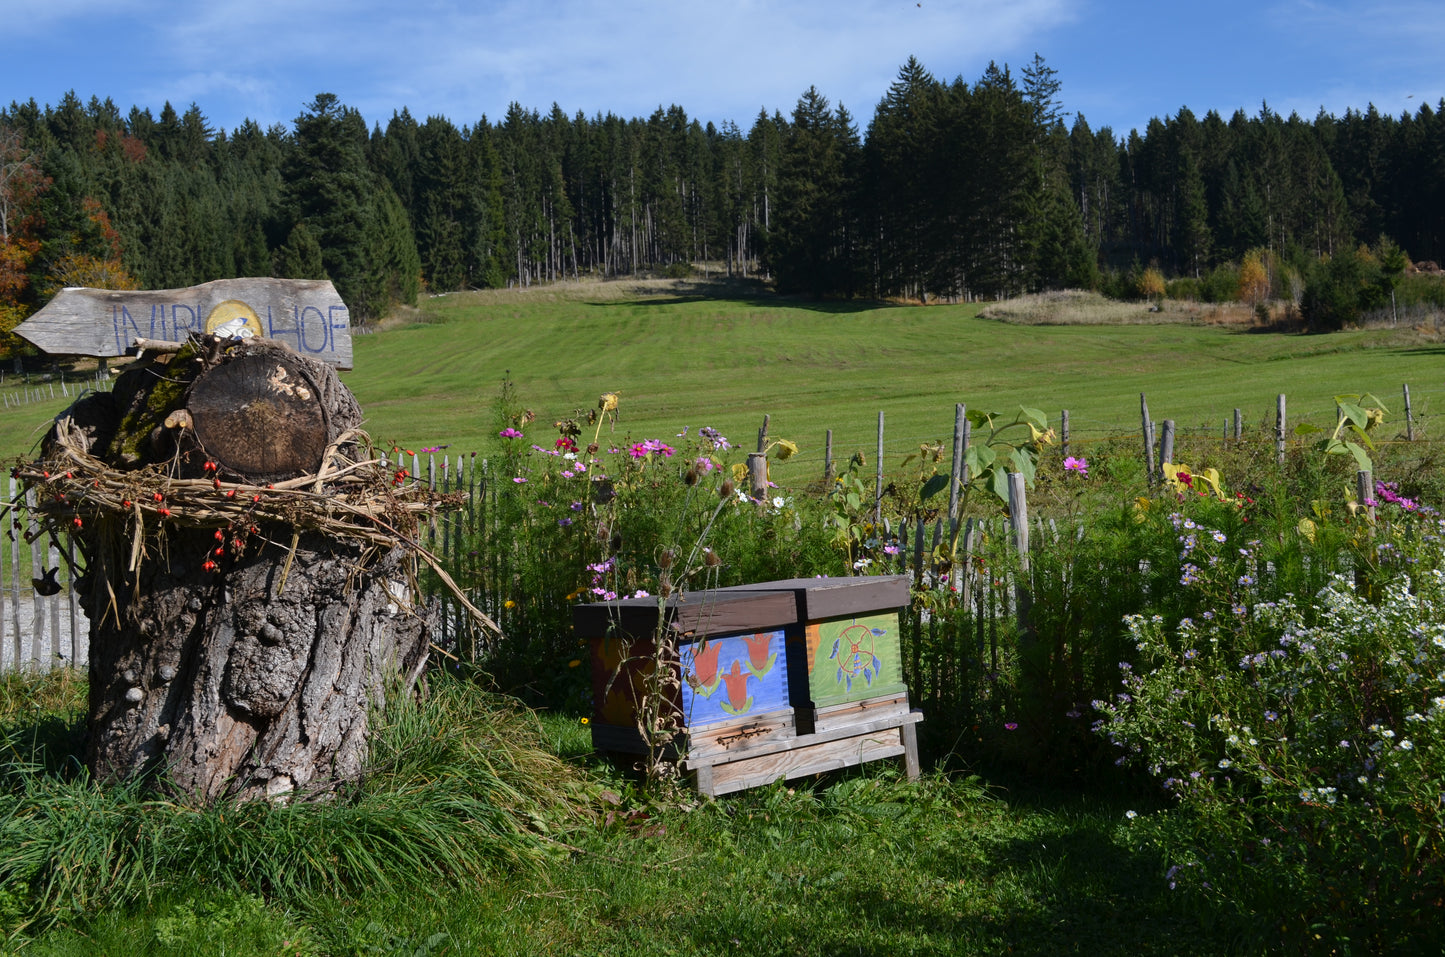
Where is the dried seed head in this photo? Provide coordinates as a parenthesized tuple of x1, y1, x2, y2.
(703, 548, 722, 568)
(718, 478, 735, 500)
(595, 523, 611, 544)
(658, 549, 674, 569)
(610, 530, 623, 553)
(684, 466, 699, 486)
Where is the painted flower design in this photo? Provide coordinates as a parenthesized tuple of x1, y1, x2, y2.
(687, 640, 723, 698)
(742, 632, 777, 679)
(719, 659, 754, 716)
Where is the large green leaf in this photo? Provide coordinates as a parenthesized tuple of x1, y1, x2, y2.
(1336, 400, 1367, 430)
(964, 444, 997, 475)
(989, 465, 1010, 503)
(1018, 406, 1048, 431)
(1008, 447, 1037, 485)
(921, 473, 950, 501)
(965, 408, 996, 429)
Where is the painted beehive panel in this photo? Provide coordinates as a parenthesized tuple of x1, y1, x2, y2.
(804, 612, 907, 708)
(575, 590, 798, 754)
(678, 629, 789, 728)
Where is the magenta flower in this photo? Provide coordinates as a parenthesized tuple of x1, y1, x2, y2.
(628, 439, 676, 459)
(499, 428, 523, 439)
(1004, 722, 1019, 731)
(1064, 456, 1088, 477)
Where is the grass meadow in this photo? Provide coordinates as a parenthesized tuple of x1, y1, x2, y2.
(340, 281, 1445, 482)
(3, 278, 1444, 475)
(4, 280, 1445, 953)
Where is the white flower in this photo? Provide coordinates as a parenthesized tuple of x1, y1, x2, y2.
(1125, 810, 1138, 820)
(772, 495, 785, 509)
(1400, 740, 1414, 751)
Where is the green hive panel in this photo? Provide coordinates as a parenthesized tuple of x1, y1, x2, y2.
(805, 612, 906, 708)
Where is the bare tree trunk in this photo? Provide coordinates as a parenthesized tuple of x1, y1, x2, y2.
(52, 337, 435, 803)
(83, 530, 429, 803)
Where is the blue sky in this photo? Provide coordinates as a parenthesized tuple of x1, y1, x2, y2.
(4, 0, 1440, 139)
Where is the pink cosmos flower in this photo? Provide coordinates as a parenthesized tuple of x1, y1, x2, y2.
(1063, 456, 1088, 477)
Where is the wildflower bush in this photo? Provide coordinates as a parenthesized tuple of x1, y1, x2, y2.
(456, 381, 841, 703)
(1096, 501, 1445, 949)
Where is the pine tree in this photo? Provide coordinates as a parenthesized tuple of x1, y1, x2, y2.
(274, 222, 326, 279)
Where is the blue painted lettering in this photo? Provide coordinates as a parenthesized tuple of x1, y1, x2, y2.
(265, 306, 301, 347)
(298, 305, 327, 353)
(170, 304, 197, 338)
(113, 305, 144, 353)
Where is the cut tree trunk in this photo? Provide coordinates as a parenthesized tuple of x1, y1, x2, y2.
(53, 336, 433, 802)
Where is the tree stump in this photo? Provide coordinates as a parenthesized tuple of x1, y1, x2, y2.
(34, 336, 441, 803)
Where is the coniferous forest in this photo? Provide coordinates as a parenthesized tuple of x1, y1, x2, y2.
(2, 54, 1443, 346)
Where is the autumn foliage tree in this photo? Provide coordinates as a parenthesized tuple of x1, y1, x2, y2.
(0, 125, 49, 356)
(40, 196, 139, 297)
(1237, 248, 1270, 307)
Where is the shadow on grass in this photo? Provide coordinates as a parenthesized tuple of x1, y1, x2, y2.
(580, 278, 902, 315)
(663, 781, 1247, 956)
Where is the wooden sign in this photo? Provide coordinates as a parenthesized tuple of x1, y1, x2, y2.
(14, 277, 354, 369)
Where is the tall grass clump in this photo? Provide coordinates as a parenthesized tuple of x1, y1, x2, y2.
(0, 670, 582, 935)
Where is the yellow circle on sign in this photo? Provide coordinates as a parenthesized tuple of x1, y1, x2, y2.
(204, 300, 264, 338)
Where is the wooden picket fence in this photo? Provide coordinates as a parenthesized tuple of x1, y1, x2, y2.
(1, 479, 85, 674)
(3, 382, 1433, 679)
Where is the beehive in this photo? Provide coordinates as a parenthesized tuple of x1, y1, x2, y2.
(575, 576, 921, 796)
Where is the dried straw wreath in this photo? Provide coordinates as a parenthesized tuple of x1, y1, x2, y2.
(10, 414, 501, 642)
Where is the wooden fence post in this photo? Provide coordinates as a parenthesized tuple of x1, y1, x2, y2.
(824, 429, 835, 484)
(1060, 409, 1070, 460)
(1403, 384, 1414, 441)
(1275, 394, 1287, 465)
(748, 452, 767, 502)
(1007, 473, 1034, 649)
(874, 411, 885, 524)
(1357, 469, 1375, 530)
(1140, 394, 1155, 485)
(1159, 420, 1175, 473)
(1233, 408, 1242, 443)
(948, 404, 966, 528)
(8, 477, 20, 669)
(26, 487, 42, 672)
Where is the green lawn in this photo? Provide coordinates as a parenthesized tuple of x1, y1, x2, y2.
(4, 280, 1441, 481)
(343, 283, 1444, 482)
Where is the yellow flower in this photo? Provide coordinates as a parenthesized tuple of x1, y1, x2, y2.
(568, 659, 582, 668)
(579, 717, 590, 726)
(504, 600, 517, 609)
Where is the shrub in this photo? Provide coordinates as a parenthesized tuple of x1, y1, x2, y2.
(1164, 277, 1199, 301)
(1200, 262, 1240, 303)
(1095, 506, 1445, 950)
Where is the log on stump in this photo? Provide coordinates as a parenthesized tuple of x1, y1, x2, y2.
(32, 335, 443, 803)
